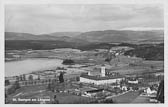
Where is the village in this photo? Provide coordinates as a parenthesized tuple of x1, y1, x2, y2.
(5, 46, 164, 104)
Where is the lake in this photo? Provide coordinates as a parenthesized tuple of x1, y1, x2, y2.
(5, 58, 63, 77)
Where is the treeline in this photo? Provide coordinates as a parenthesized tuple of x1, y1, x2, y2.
(5, 40, 164, 61)
(5, 40, 130, 51)
(5, 40, 78, 50)
(78, 43, 117, 51)
(5, 40, 118, 50)
(124, 43, 164, 60)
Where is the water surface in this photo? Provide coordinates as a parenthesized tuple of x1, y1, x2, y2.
(5, 58, 63, 77)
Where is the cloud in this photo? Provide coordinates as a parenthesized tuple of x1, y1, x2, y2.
(5, 4, 164, 34)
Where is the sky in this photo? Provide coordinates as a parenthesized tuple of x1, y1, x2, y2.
(5, 4, 164, 34)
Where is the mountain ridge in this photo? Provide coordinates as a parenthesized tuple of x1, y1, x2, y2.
(5, 30, 164, 43)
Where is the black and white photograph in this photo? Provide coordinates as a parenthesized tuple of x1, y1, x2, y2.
(3, 0, 165, 104)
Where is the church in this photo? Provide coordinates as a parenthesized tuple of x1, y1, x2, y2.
(80, 65, 124, 85)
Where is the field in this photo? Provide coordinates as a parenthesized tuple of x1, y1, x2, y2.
(6, 85, 94, 104)
(132, 96, 151, 103)
(112, 91, 140, 103)
(111, 91, 152, 103)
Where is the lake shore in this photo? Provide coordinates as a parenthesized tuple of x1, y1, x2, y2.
(5, 58, 63, 77)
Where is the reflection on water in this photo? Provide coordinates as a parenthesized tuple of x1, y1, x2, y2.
(5, 58, 63, 77)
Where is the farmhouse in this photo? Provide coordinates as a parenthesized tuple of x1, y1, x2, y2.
(80, 65, 124, 85)
(128, 79, 138, 84)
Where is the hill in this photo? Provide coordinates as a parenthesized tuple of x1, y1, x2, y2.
(48, 32, 81, 37)
(76, 30, 164, 43)
(5, 32, 89, 45)
(124, 43, 164, 61)
(5, 30, 164, 44)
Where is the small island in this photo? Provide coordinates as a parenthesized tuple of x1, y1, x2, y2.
(62, 59, 75, 65)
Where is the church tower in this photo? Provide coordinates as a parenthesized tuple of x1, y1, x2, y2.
(101, 65, 106, 77)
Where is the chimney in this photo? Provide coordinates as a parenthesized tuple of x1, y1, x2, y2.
(101, 65, 105, 77)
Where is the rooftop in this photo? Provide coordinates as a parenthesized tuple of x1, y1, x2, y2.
(80, 74, 124, 80)
(78, 87, 98, 92)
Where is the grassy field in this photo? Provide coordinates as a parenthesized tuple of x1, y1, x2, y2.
(6, 85, 94, 104)
(132, 96, 151, 103)
(53, 93, 94, 104)
(112, 91, 140, 103)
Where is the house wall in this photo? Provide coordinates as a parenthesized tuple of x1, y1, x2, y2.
(128, 80, 138, 84)
(154, 72, 164, 76)
(80, 77, 123, 85)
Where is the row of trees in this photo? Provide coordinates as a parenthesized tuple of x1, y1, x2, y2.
(16, 74, 26, 81)
(47, 72, 65, 92)
(16, 74, 40, 81)
(20, 79, 56, 86)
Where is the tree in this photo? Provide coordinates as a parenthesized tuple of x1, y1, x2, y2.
(150, 65, 154, 69)
(23, 74, 26, 81)
(52, 95, 59, 104)
(16, 76, 19, 81)
(25, 81, 27, 85)
(105, 58, 111, 62)
(5, 80, 10, 86)
(19, 75, 23, 81)
(14, 81, 20, 90)
(79, 83, 83, 88)
(34, 81, 37, 85)
(54, 74, 57, 78)
(37, 75, 40, 80)
(28, 75, 33, 80)
(157, 80, 164, 103)
(47, 83, 52, 90)
(5, 93, 8, 104)
(120, 79, 125, 85)
(47, 81, 55, 92)
(59, 72, 64, 83)
(76, 77, 80, 81)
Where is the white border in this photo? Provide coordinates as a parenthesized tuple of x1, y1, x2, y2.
(4, 0, 164, 4)
(0, 0, 167, 107)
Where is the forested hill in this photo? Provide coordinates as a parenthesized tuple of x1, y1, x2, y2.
(5, 30, 163, 43)
(124, 43, 164, 61)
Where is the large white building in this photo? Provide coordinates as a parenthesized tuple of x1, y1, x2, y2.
(80, 65, 124, 85)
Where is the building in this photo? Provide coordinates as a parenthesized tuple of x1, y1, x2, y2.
(121, 86, 127, 91)
(80, 65, 124, 85)
(145, 87, 157, 96)
(127, 77, 138, 84)
(128, 80, 138, 84)
(79, 87, 103, 97)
